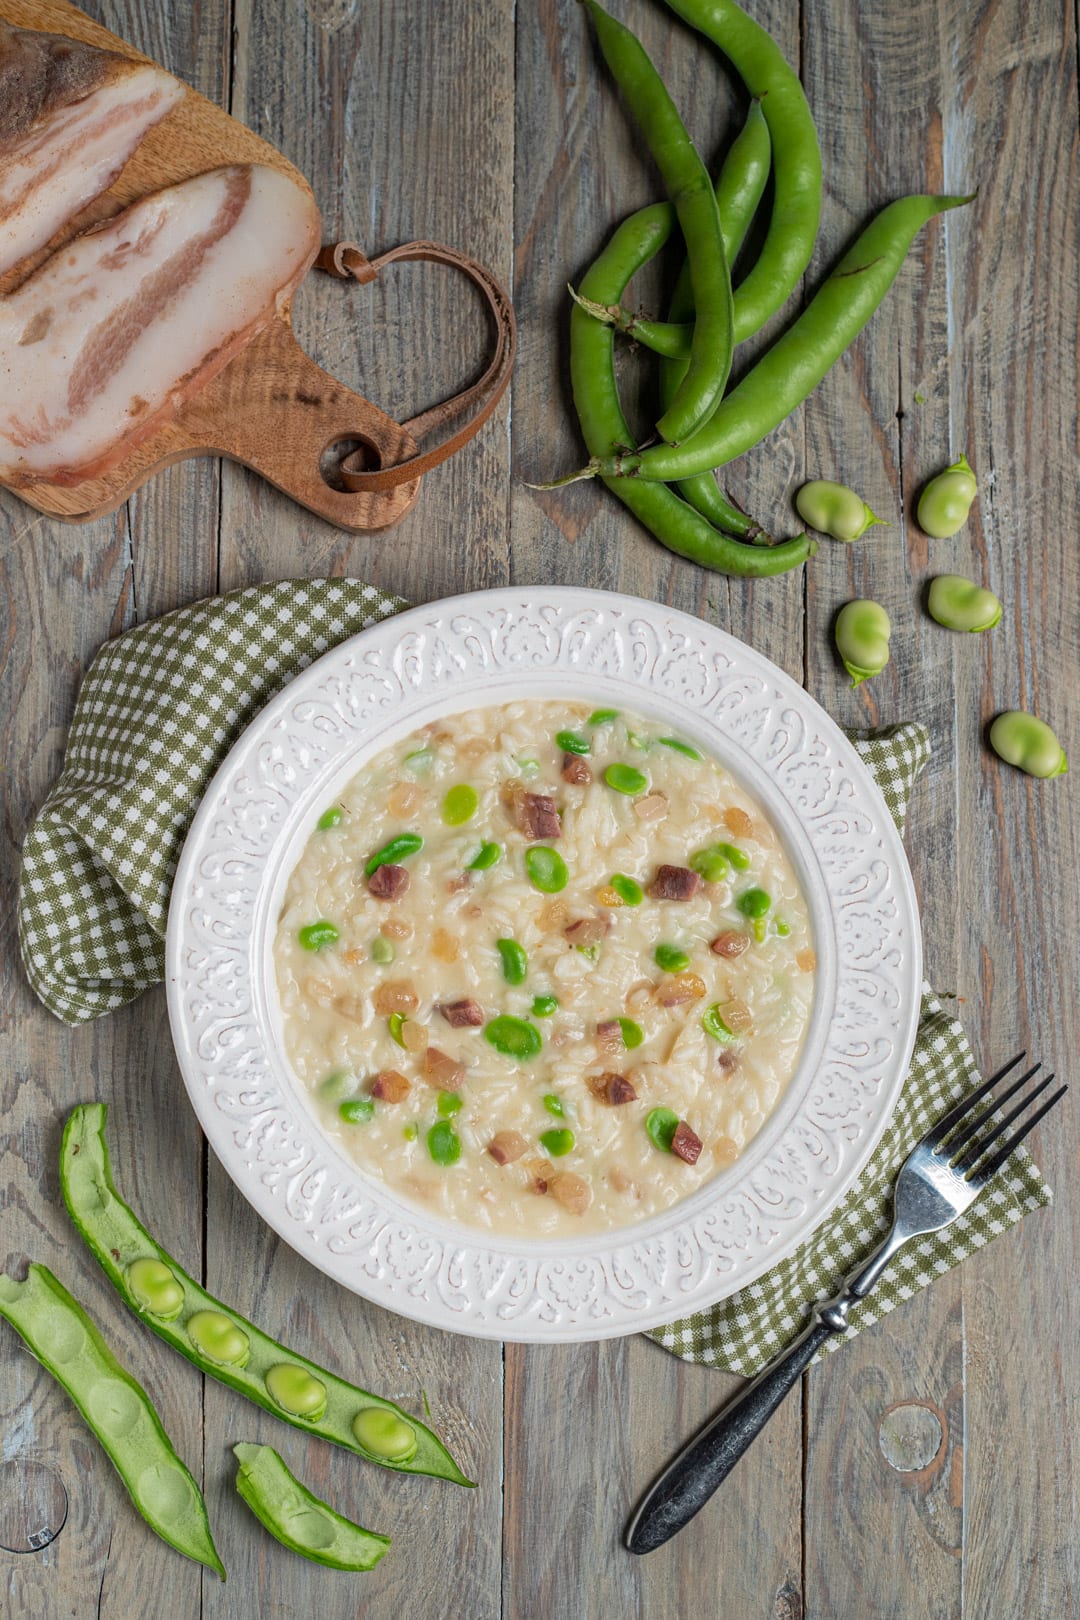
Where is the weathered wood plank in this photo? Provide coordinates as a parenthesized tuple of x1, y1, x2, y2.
(201, 3, 515, 1615)
(505, 3, 804, 1614)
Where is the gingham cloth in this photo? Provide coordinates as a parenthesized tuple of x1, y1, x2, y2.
(16, 583, 1050, 1374)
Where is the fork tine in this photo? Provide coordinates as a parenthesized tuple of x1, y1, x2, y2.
(953, 1070, 1057, 1173)
(969, 1084, 1068, 1188)
(944, 1061, 1043, 1162)
(923, 1051, 1027, 1150)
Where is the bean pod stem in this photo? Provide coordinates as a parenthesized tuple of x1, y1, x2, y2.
(60, 1104, 474, 1487)
(569, 207, 815, 577)
(576, 193, 974, 484)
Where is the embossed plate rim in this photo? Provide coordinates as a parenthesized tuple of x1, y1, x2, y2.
(166, 586, 921, 1342)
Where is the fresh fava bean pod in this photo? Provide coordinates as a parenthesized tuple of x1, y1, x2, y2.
(572, 193, 973, 485)
(664, 0, 822, 343)
(989, 712, 1068, 779)
(0, 1264, 225, 1577)
(835, 600, 892, 686)
(60, 1105, 474, 1487)
(917, 453, 977, 538)
(585, 0, 734, 445)
(234, 1444, 391, 1571)
(927, 574, 1002, 632)
(566, 207, 815, 578)
(795, 480, 884, 542)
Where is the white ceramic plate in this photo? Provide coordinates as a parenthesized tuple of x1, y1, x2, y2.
(166, 587, 921, 1343)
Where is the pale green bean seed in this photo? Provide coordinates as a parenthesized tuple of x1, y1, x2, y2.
(187, 1310, 250, 1368)
(795, 479, 884, 542)
(126, 1258, 184, 1321)
(917, 453, 977, 538)
(989, 711, 1068, 778)
(265, 1364, 328, 1420)
(352, 1408, 418, 1463)
(927, 574, 1002, 633)
(835, 600, 892, 686)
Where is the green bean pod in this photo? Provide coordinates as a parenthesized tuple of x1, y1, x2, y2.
(663, 0, 822, 342)
(585, 0, 734, 444)
(583, 193, 974, 484)
(60, 1104, 474, 1487)
(569, 208, 814, 577)
(0, 1264, 225, 1577)
(234, 1443, 390, 1571)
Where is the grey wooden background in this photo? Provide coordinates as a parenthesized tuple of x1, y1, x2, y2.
(1, 1, 1077, 1616)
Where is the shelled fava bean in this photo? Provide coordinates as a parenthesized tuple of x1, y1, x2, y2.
(835, 600, 892, 686)
(989, 712, 1068, 779)
(795, 480, 883, 542)
(917, 453, 977, 538)
(927, 575, 1002, 632)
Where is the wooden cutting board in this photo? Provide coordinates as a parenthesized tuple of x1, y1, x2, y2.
(0, 0, 421, 531)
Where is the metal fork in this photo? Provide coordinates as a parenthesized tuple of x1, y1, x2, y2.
(626, 1052, 1067, 1555)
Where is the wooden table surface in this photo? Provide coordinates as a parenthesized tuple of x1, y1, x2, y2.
(2, 1, 1077, 1615)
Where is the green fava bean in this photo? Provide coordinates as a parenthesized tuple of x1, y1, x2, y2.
(645, 1107, 679, 1153)
(835, 599, 892, 686)
(60, 1105, 474, 1486)
(317, 806, 343, 830)
(437, 1091, 463, 1118)
(917, 453, 977, 538)
(187, 1310, 250, 1367)
(655, 943, 690, 973)
(657, 737, 704, 761)
(442, 784, 479, 825)
(539, 1128, 575, 1157)
(127, 1257, 184, 1321)
(353, 1407, 418, 1462)
(532, 994, 559, 1016)
(484, 1016, 543, 1060)
(266, 1363, 328, 1420)
(543, 1094, 565, 1117)
(370, 934, 395, 965)
(0, 1265, 224, 1576)
(605, 763, 648, 796)
(497, 937, 528, 985)
(737, 887, 771, 920)
(795, 480, 885, 542)
(556, 729, 590, 755)
(927, 574, 1002, 633)
(468, 841, 502, 871)
(339, 1098, 375, 1125)
(298, 920, 338, 952)
(365, 832, 423, 876)
(610, 873, 643, 906)
(234, 1443, 390, 1571)
(617, 1017, 644, 1049)
(427, 1121, 462, 1167)
(525, 846, 568, 893)
(989, 712, 1068, 779)
(588, 708, 619, 725)
(702, 1004, 736, 1043)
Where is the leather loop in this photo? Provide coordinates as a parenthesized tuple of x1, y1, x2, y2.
(314, 238, 516, 493)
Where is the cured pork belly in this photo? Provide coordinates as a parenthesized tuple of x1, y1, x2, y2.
(0, 22, 183, 278)
(0, 164, 322, 483)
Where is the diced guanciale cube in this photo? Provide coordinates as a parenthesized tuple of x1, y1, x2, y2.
(515, 790, 562, 841)
(373, 980, 418, 1015)
(561, 752, 591, 786)
(647, 864, 702, 902)
(487, 1130, 529, 1165)
(603, 1073, 637, 1106)
(424, 1047, 465, 1089)
(671, 1121, 703, 1164)
(595, 1019, 623, 1058)
(370, 1069, 410, 1103)
(711, 930, 750, 958)
(564, 914, 610, 947)
(438, 998, 485, 1028)
(550, 1172, 592, 1214)
(368, 863, 410, 900)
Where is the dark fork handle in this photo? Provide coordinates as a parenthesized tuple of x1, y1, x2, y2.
(626, 1317, 839, 1554)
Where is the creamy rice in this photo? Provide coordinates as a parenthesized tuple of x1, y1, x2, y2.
(274, 700, 815, 1238)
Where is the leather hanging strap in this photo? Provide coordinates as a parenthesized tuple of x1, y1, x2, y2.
(314, 238, 516, 493)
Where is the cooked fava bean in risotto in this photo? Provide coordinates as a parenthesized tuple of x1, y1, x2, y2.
(275, 700, 815, 1237)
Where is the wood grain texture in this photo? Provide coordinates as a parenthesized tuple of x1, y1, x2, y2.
(1, 0, 1077, 1616)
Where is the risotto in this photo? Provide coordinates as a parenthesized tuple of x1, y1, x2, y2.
(274, 700, 816, 1238)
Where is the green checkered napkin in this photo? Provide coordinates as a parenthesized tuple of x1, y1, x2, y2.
(17, 582, 1050, 1374)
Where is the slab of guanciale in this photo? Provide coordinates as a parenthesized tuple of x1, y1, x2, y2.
(0, 1, 1075, 1616)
